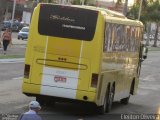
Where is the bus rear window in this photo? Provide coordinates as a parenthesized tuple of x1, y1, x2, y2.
(38, 4, 98, 41)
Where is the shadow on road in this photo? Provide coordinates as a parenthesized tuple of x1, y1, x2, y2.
(37, 101, 152, 120)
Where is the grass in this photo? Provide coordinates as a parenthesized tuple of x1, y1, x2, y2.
(0, 54, 24, 59)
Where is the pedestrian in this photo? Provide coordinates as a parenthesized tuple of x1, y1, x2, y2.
(1, 28, 12, 55)
(18, 101, 43, 120)
(0, 30, 1, 48)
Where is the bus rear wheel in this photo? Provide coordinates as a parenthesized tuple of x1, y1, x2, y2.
(36, 96, 55, 106)
(120, 95, 130, 105)
(36, 96, 45, 106)
(120, 80, 134, 105)
(98, 85, 114, 114)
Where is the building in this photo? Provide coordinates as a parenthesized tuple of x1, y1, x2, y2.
(0, 0, 28, 21)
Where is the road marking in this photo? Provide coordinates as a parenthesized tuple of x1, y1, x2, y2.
(140, 75, 156, 82)
(144, 60, 153, 63)
(0, 58, 24, 63)
(12, 77, 23, 80)
(139, 85, 160, 91)
(137, 88, 150, 95)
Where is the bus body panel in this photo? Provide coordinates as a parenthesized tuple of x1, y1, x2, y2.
(23, 4, 103, 102)
(96, 19, 143, 105)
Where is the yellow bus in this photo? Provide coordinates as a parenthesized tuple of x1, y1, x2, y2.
(22, 4, 147, 113)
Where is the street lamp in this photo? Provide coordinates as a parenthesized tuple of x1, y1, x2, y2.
(11, 0, 16, 28)
(81, 0, 84, 5)
(138, 0, 143, 20)
(123, 0, 128, 16)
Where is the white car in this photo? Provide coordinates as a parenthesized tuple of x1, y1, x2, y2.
(18, 27, 29, 40)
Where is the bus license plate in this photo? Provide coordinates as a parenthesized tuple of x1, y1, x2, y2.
(54, 76, 67, 83)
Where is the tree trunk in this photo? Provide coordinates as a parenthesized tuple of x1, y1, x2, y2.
(153, 23, 159, 47)
(146, 22, 151, 46)
(123, 0, 128, 16)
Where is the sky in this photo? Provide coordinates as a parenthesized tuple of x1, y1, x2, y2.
(127, 0, 134, 5)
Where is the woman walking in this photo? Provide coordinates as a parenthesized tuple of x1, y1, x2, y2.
(1, 28, 12, 55)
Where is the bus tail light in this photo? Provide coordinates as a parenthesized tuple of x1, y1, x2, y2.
(24, 64, 30, 79)
(91, 73, 99, 88)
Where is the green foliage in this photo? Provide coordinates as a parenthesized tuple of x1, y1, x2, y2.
(127, 0, 160, 23)
(127, 0, 160, 47)
(72, 0, 89, 5)
(146, 0, 160, 22)
(72, 0, 81, 4)
(127, 5, 139, 20)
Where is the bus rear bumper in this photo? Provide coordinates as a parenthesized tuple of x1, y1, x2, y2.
(22, 82, 96, 103)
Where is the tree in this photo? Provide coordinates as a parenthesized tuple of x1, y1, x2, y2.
(127, 0, 160, 47)
(145, 0, 160, 47)
(72, 0, 90, 5)
(127, 0, 148, 21)
(72, 0, 80, 4)
(123, 0, 128, 16)
(116, 0, 122, 4)
(127, 4, 139, 20)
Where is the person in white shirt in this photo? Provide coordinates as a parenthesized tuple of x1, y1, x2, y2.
(19, 101, 42, 120)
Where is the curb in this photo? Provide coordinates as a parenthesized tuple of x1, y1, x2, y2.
(12, 44, 26, 46)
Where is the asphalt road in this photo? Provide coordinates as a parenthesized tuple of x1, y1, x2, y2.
(0, 51, 160, 120)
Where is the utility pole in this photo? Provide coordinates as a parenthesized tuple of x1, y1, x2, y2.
(11, 0, 16, 28)
(31, 0, 39, 20)
(138, 0, 143, 20)
(81, 0, 85, 5)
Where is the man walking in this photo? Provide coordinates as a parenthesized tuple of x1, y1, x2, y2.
(19, 101, 43, 120)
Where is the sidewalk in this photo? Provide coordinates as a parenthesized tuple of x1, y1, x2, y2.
(0, 38, 26, 57)
(12, 38, 27, 45)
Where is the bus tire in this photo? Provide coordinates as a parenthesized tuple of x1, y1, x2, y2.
(120, 80, 134, 105)
(36, 96, 45, 106)
(98, 85, 114, 114)
(120, 95, 130, 105)
(46, 99, 55, 107)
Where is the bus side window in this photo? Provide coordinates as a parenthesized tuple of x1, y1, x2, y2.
(104, 23, 113, 52)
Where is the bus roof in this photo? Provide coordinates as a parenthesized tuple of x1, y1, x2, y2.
(71, 5, 143, 27)
(37, 3, 143, 27)
(105, 16, 143, 27)
(72, 5, 126, 18)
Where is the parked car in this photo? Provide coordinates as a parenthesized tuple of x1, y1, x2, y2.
(18, 27, 29, 40)
(1, 21, 11, 31)
(1, 20, 21, 32)
(12, 20, 21, 32)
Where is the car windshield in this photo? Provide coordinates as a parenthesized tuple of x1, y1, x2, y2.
(21, 28, 29, 32)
